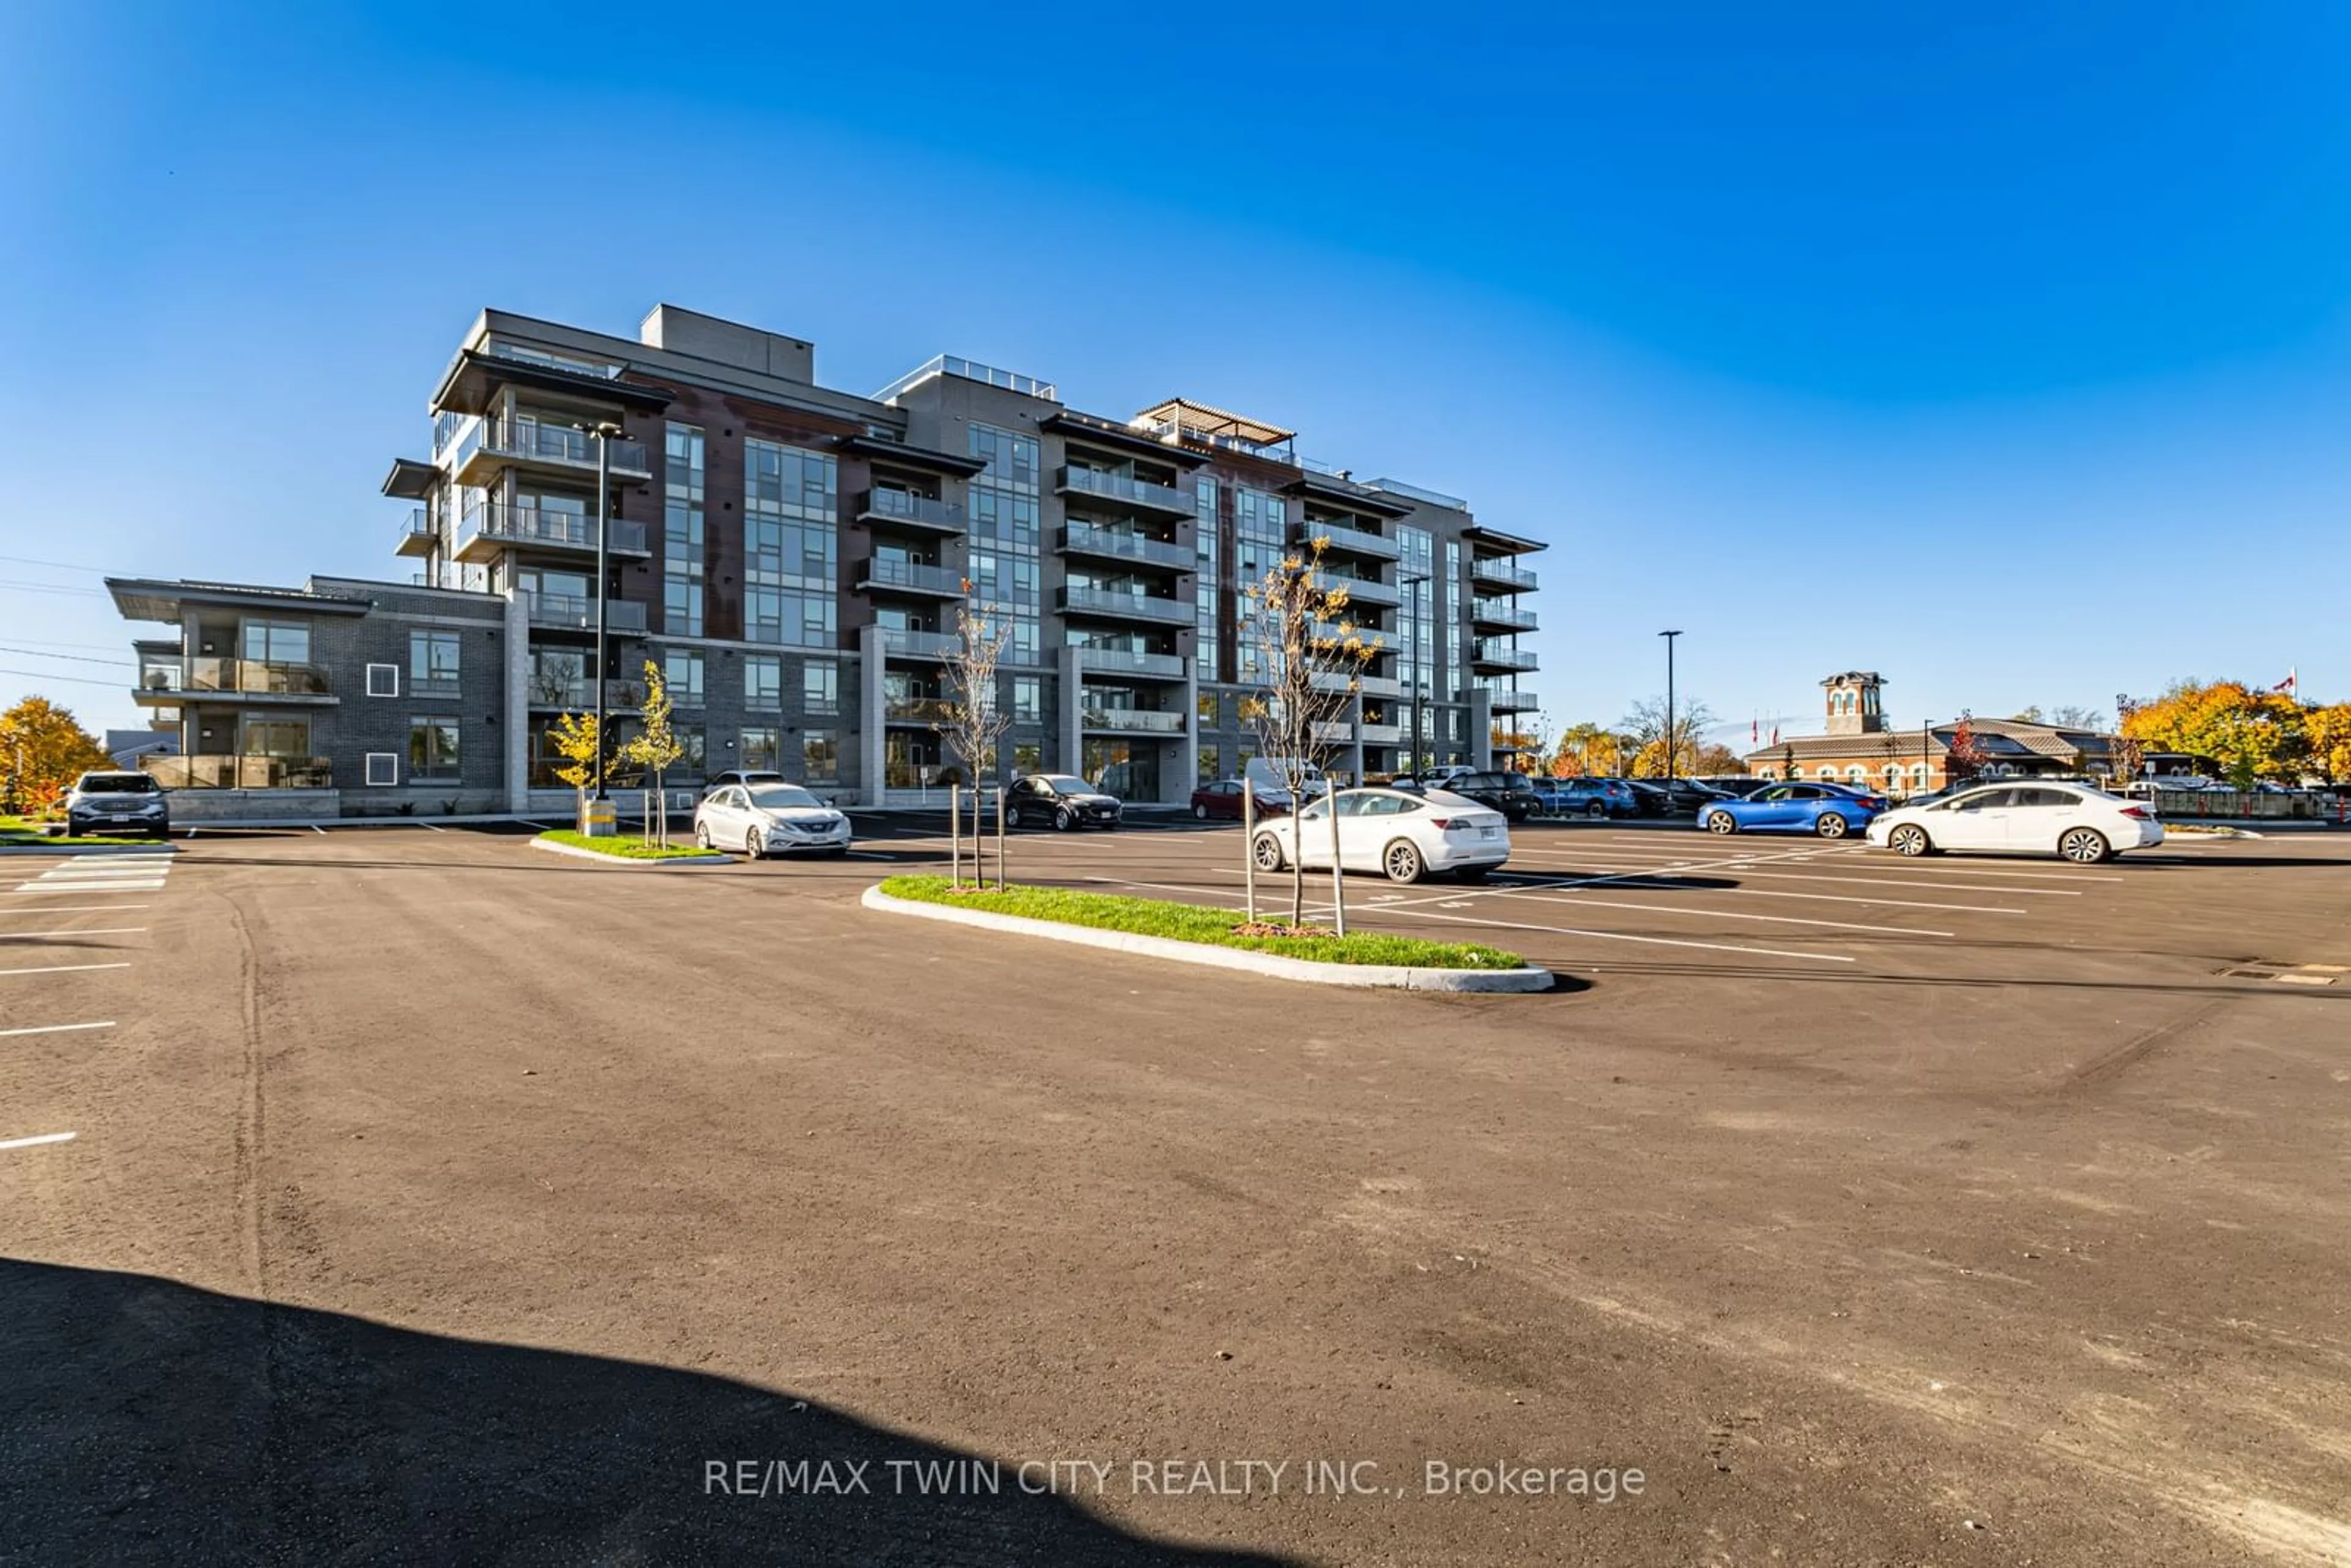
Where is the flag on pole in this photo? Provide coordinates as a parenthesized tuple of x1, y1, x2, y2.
(2273, 669, 2298, 696)
(1769, 724, 1780, 746)
(1752, 716, 1760, 745)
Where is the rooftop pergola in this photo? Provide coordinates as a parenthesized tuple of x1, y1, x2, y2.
(1133, 397, 1296, 454)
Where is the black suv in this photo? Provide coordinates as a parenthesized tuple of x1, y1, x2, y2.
(64, 771, 171, 839)
(1434, 770, 1537, 822)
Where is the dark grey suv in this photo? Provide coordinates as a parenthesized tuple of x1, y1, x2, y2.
(64, 771, 171, 839)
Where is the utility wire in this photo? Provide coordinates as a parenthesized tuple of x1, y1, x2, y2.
(0, 646, 135, 667)
(0, 667, 129, 689)
(0, 553, 112, 574)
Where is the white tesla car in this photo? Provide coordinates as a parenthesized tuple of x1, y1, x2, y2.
(694, 782, 853, 858)
(1865, 781, 2162, 863)
(1250, 787, 1511, 884)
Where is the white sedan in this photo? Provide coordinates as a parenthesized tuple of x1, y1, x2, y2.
(1865, 781, 2162, 863)
(1250, 787, 1510, 884)
(694, 782, 853, 858)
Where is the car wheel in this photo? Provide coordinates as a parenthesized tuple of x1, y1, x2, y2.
(1005, 806, 1022, 830)
(1815, 812, 1850, 839)
(1251, 833, 1286, 872)
(1706, 810, 1738, 835)
(1383, 839, 1425, 884)
(1585, 801, 1607, 820)
(744, 828, 765, 860)
(1888, 823, 1932, 857)
(1192, 803, 1209, 820)
(696, 822, 714, 850)
(2059, 827, 2112, 864)
(1054, 806, 1074, 831)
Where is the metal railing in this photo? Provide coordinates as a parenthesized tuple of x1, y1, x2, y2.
(1056, 466, 1190, 513)
(1058, 586, 1192, 624)
(1472, 599, 1539, 631)
(1058, 523, 1193, 572)
(463, 503, 648, 555)
(1488, 689, 1540, 713)
(880, 626, 959, 658)
(1471, 558, 1539, 591)
(873, 353, 1057, 404)
(858, 558, 966, 595)
(1295, 520, 1402, 561)
(184, 658, 332, 696)
(885, 696, 957, 722)
(143, 754, 332, 790)
(1075, 646, 1187, 678)
(857, 489, 966, 530)
(520, 591, 648, 634)
(1361, 477, 1469, 511)
(1474, 642, 1539, 672)
(397, 509, 436, 552)
(1081, 707, 1185, 734)
(454, 418, 650, 476)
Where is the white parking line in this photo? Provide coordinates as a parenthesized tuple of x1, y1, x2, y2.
(0, 962, 133, 977)
(1346, 904, 1858, 964)
(0, 1021, 114, 1037)
(9, 885, 165, 895)
(0, 1131, 77, 1150)
(1492, 892, 1950, 937)
(0, 928, 145, 940)
(312, 825, 328, 836)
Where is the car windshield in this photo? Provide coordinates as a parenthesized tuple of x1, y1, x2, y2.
(1040, 776, 1092, 795)
(79, 776, 160, 794)
(746, 785, 825, 811)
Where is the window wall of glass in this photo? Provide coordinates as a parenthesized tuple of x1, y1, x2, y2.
(967, 422, 1042, 666)
(743, 438, 838, 647)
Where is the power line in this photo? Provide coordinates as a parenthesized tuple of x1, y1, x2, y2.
(0, 580, 108, 598)
(0, 553, 112, 574)
(0, 668, 129, 689)
(0, 636, 139, 652)
(0, 646, 135, 667)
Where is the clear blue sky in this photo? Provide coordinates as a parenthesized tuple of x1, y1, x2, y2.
(4, 2, 2346, 746)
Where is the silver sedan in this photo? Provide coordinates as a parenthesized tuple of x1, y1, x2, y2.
(694, 783, 853, 858)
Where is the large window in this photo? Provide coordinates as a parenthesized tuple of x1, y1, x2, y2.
(410, 631, 460, 693)
(241, 620, 310, 665)
(803, 729, 839, 784)
(969, 423, 1041, 664)
(408, 716, 461, 781)
(1013, 675, 1042, 723)
(1198, 743, 1220, 782)
(242, 718, 310, 757)
(663, 649, 704, 706)
(1399, 525, 1433, 706)
(744, 655, 782, 708)
(1233, 488, 1289, 681)
(664, 423, 707, 636)
(1194, 478, 1221, 678)
(740, 726, 782, 772)
(802, 659, 839, 716)
(743, 438, 838, 648)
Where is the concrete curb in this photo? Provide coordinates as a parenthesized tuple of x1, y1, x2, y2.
(860, 885, 1556, 992)
(0, 841, 178, 857)
(528, 837, 732, 868)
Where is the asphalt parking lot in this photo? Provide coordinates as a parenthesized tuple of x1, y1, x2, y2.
(4, 816, 2348, 1565)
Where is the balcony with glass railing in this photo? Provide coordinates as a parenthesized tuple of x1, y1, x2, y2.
(520, 591, 648, 634)
(1294, 520, 1402, 561)
(170, 658, 336, 699)
(1488, 689, 1540, 713)
(857, 558, 966, 598)
(1054, 465, 1191, 518)
(1074, 646, 1187, 680)
(1357, 723, 1404, 745)
(1471, 599, 1539, 632)
(1057, 523, 1192, 572)
(1471, 557, 1539, 592)
(1472, 641, 1539, 673)
(857, 489, 966, 535)
(1323, 574, 1400, 609)
(457, 503, 650, 563)
(449, 418, 651, 486)
(1080, 705, 1186, 735)
(396, 508, 437, 558)
(143, 754, 333, 790)
(1057, 586, 1193, 626)
(884, 695, 957, 724)
(880, 626, 959, 659)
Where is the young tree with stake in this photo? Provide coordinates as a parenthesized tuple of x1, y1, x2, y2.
(936, 583, 1013, 889)
(549, 711, 607, 827)
(1241, 541, 1379, 930)
(620, 660, 685, 849)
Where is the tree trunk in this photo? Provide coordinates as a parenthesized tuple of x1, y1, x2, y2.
(1289, 836, 1306, 928)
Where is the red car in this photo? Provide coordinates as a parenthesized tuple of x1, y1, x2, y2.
(1189, 778, 1290, 821)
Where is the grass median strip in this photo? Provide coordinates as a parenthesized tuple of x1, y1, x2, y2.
(0, 816, 155, 849)
(879, 874, 1527, 970)
(533, 830, 723, 861)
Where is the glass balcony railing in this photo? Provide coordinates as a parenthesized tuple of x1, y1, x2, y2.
(525, 678, 594, 708)
(462, 503, 648, 555)
(1057, 586, 1192, 625)
(1055, 466, 1190, 514)
(859, 559, 966, 595)
(1489, 689, 1540, 713)
(396, 509, 437, 557)
(520, 592, 648, 634)
(143, 755, 332, 789)
(184, 658, 332, 696)
(454, 419, 650, 476)
(858, 490, 966, 531)
(1081, 707, 1185, 734)
(1472, 599, 1539, 631)
(1471, 558, 1539, 591)
(1057, 524, 1193, 572)
(885, 696, 958, 722)
(1474, 642, 1539, 672)
(880, 626, 959, 658)
(1295, 521, 1402, 561)
(1074, 647, 1187, 679)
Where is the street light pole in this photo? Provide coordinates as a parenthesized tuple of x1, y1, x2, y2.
(1659, 629, 1682, 781)
(585, 421, 623, 803)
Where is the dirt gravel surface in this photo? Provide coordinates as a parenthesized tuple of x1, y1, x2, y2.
(4, 819, 2349, 1566)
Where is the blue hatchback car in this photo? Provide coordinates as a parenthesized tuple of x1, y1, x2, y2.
(1697, 781, 1889, 839)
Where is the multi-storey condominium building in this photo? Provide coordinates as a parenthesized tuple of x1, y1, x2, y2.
(111, 304, 1540, 816)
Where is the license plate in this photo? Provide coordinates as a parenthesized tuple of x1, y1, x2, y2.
(1479, 826, 1497, 839)
(109, 816, 135, 823)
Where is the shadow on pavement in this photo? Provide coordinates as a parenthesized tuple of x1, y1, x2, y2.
(2, 1259, 1297, 1567)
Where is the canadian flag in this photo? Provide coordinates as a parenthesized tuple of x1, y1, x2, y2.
(2273, 669, 2298, 696)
